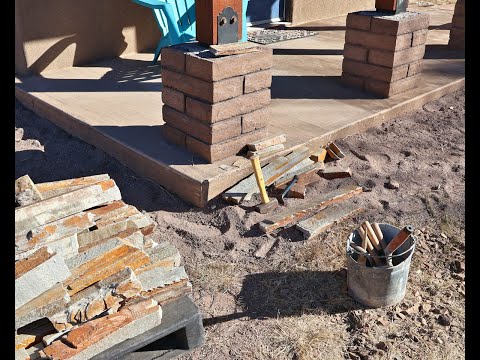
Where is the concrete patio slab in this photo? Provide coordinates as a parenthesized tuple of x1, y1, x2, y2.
(15, 4, 464, 207)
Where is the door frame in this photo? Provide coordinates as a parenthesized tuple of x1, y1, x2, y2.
(246, 0, 286, 26)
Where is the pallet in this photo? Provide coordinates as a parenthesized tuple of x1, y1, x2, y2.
(92, 296, 205, 360)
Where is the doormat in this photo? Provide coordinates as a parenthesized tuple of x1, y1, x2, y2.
(247, 29, 317, 45)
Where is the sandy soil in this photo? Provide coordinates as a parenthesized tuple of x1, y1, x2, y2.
(15, 86, 465, 360)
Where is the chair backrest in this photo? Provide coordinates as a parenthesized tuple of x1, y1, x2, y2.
(165, 0, 196, 34)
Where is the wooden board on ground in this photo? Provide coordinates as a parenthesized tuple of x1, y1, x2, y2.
(258, 185, 363, 233)
(209, 42, 261, 56)
(296, 204, 364, 239)
(223, 146, 310, 204)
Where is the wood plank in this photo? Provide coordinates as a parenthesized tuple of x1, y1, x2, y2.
(15, 248, 71, 310)
(246, 143, 285, 158)
(247, 134, 287, 151)
(15, 175, 43, 206)
(310, 148, 327, 162)
(64, 239, 150, 296)
(43, 299, 162, 360)
(258, 185, 363, 233)
(272, 158, 319, 187)
(223, 155, 288, 204)
(320, 165, 352, 179)
(209, 42, 260, 56)
(15, 283, 71, 330)
(223, 146, 311, 203)
(15, 179, 122, 236)
(35, 174, 110, 199)
(296, 204, 364, 239)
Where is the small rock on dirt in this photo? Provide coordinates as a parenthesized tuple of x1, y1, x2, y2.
(376, 341, 388, 351)
(437, 314, 451, 326)
(450, 260, 465, 273)
(385, 179, 400, 189)
(15, 128, 24, 142)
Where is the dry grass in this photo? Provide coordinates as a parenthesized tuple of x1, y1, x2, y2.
(188, 261, 242, 293)
(270, 315, 346, 360)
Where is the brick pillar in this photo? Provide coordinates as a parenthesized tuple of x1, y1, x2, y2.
(341, 11, 430, 98)
(160, 43, 272, 163)
(448, 0, 464, 50)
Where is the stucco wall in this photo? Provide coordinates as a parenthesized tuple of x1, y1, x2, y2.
(15, 0, 161, 76)
(287, 0, 376, 25)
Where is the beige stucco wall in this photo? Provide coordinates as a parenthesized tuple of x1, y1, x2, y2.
(288, 0, 376, 25)
(15, 0, 161, 76)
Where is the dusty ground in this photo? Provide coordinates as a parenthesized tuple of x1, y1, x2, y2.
(15, 86, 465, 360)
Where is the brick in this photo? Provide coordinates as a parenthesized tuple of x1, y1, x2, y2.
(162, 125, 186, 147)
(163, 106, 241, 144)
(341, 72, 365, 89)
(186, 89, 271, 123)
(242, 107, 270, 133)
(368, 45, 426, 68)
(244, 69, 272, 94)
(342, 59, 409, 83)
(186, 47, 273, 81)
(346, 12, 372, 31)
(186, 128, 269, 163)
(365, 73, 420, 97)
(160, 47, 186, 73)
(346, 29, 413, 52)
(160, 42, 206, 73)
(161, 87, 185, 112)
(161, 69, 243, 104)
(407, 60, 423, 77)
(370, 12, 430, 35)
(343, 44, 368, 62)
(412, 29, 428, 47)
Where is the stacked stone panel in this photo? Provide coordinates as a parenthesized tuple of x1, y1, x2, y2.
(341, 11, 430, 98)
(161, 43, 272, 163)
(448, 0, 464, 50)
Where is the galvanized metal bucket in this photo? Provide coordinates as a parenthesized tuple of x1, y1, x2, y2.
(346, 223, 416, 308)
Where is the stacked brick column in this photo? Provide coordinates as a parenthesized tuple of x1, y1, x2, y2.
(448, 0, 464, 50)
(342, 11, 430, 98)
(161, 43, 272, 163)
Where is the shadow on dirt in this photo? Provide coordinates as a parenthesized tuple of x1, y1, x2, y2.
(203, 269, 364, 327)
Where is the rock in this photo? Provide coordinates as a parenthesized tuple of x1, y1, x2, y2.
(422, 303, 431, 313)
(376, 341, 388, 351)
(420, 318, 427, 326)
(15, 128, 24, 142)
(437, 314, 451, 326)
(385, 179, 400, 189)
(450, 260, 464, 273)
(440, 233, 447, 239)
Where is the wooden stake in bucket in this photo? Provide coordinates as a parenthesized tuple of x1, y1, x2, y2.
(345, 223, 416, 307)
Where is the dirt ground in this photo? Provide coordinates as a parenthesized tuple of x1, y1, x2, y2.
(15, 86, 465, 360)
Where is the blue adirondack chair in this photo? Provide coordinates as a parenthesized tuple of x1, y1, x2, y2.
(133, 0, 250, 64)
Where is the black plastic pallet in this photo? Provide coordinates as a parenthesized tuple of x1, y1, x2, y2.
(91, 296, 205, 360)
